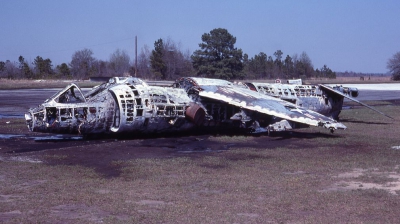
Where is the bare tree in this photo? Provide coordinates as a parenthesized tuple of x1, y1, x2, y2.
(109, 49, 131, 76)
(295, 52, 314, 78)
(69, 48, 96, 80)
(299, 52, 313, 68)
(0, 60, 21, 79)
(18, 56, 33, 79)
(0, 61, 5, 78)
(92, 60, 110, 77)
(137, 45, 152, 79)
(179, 48, 195, 77)
(163, 38, 177, 80)
(163, 38, 194, 79)
(387, 51, 400, 80)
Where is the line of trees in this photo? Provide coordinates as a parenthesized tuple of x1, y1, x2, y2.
(7, 27, 397, 81)
(243, 51, 335, 80)
(0, 48, 137, 80)
(0, 55, 62, 80)
(0, 39, 195, 81)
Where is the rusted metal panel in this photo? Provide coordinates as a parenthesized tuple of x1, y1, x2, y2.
(185, 103, 206, 126)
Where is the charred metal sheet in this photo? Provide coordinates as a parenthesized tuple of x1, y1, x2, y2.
(26, 76, 348, 136)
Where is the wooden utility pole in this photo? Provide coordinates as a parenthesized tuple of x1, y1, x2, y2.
(135, 36, 137, 77)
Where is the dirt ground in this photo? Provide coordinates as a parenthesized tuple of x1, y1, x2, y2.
(1, 99, 400, 223)
(0, 119, 337, 179)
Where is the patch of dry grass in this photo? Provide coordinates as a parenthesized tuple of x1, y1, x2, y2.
(0, 119, 27, 134)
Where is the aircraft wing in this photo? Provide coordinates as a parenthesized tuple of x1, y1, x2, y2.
(319, 84, 394, 119)
(198, 84, 346, 130)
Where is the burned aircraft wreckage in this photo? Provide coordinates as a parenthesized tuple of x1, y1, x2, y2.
(243, 80, 392, 120)
(25, 77, 349, 136)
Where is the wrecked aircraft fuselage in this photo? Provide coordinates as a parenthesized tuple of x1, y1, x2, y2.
(26, 78, 196, 135)
(242, 81, 393, 120)
(26, 77, 347, 136)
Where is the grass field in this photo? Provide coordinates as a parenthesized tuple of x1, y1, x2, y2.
(1, 100, 400, 223)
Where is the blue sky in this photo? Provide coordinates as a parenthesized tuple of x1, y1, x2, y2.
(1, 0, 399, 73)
